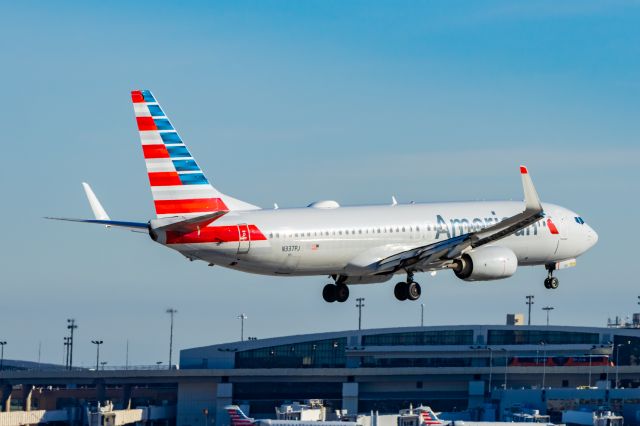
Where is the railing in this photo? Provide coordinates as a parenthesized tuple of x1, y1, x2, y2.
(0, 364, 179, 373)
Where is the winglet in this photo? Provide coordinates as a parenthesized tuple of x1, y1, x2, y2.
(82, 183, 110, 220)
(520, 165, 542, 212)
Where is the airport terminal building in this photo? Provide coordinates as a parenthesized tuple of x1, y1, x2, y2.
(2, 324, 640, 426)
(178, 324, 640, 425)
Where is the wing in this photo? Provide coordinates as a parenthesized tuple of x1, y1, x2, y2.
(374, 165, 544, 274)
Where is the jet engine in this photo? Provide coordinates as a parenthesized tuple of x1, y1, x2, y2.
(452, 246, 518, 281)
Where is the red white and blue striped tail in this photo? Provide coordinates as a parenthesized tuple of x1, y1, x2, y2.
(225, 405, 254, 426)
(131, 90, 259, 218)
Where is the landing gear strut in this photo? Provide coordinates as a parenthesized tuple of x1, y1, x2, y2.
(394, 272, 422, 301)
(322, 283, 349, 303)
(544, 265, 559, 289)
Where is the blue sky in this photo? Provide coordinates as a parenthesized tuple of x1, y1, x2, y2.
(1, 1, 639, 367)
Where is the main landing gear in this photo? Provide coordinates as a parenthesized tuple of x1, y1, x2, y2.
(323, 283, 350, 303)
(394, 272, 421, 301)
(544, 265, 559, 289)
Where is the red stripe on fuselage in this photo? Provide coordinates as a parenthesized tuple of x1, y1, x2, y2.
(166, 224, 267, 244)
(154, 198, 229, 214)
(142, 144, 170, 158)
(148, 172, 182, 186)
(136, 116, 157, 131)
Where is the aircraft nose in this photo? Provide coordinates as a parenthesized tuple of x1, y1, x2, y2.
(585, 224, 598, 249)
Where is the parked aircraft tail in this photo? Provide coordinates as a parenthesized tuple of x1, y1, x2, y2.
(225, 405, 254, 426)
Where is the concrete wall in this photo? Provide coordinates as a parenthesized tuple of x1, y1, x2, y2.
(177, 382, 218, 426)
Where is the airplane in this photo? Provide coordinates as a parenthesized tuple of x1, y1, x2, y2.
(225, 405, 356, 426)
(49, 90, 598, 303)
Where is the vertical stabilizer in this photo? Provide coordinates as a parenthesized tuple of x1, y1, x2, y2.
(131, 90, 259, 217)
(225, 405, 254, 426)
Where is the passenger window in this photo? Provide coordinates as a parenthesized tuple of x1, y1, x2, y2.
(269, 233, 273, 239)
(416, 225, 420, 231)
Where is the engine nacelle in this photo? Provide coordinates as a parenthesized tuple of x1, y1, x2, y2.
(453, 246, 518, 281)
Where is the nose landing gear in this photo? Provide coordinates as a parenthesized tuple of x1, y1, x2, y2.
(544, 265, 559, 289)
(394, 272, 422, 301)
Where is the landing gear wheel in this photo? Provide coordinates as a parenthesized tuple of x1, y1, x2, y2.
(544, 265, 559, 290)
(335, 284, 350, 303)
(322, 284, 337, 303)
(394, 282, 408, 301)
(407, 282, 421, 301)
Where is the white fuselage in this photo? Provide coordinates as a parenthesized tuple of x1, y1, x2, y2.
(152, 200, 597, 280)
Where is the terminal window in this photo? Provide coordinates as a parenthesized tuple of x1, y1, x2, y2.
(362, 330, 474, 346)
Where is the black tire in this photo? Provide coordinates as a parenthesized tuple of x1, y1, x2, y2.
(544, 278, 551, 289)
(335, 284, 350, 303)
(407, 282, 421, 301)
(549, 277, 559, 289)
(323, 284, 337, 303)
(394, 282, 408, 301)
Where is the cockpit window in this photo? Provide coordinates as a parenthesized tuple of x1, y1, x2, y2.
(574, 217, 585, 225)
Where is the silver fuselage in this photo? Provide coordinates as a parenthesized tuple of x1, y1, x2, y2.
(153, 201, 597, 279)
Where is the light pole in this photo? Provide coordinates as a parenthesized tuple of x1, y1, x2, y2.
(166, 308, 177, 370)
(67, 319, 78, 370)
(91, 340, 103, 371)
(526, 295, 535, 326)
(420, 303, 424, 327)
(0, 341, 6, 371)
(542, 306, 554, 326)
(237, 314, 247, 341)
(487, 347, 493, 394)
(356, 298, 365, 330)
(540, 342, 547, 388)
(100, 361, 107, 371)
(63, 337, 71, 369)
(587, 345, 596, 387)
(501, 348, 508, 389)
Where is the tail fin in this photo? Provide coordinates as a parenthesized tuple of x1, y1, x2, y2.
(225, 405, 254, 426)
(131, 90, 259, 218)
(416, 406, 444, 425)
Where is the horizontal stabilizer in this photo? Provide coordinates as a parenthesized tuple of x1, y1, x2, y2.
(45, 217, 149, 233)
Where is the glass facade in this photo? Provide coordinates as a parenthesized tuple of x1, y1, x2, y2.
(235, 338, 347, 368)
(361, 356, 473, 368)
(362, 330, 473, 346)
(613, 335, 640, 366)
(487, 330, 599, 345)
